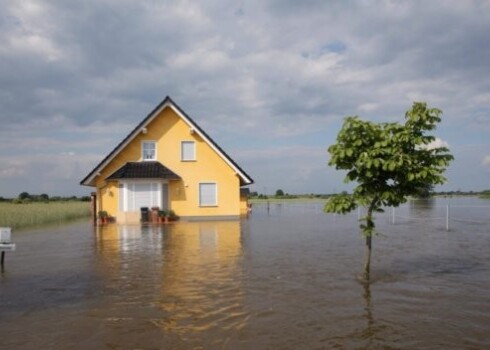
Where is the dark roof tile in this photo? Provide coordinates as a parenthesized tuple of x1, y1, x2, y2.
(106, 161, 181, 180)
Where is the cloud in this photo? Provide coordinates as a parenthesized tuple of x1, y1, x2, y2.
(426, 138, 450, 151)
(482, 155, 490, 169)
(1, 0, 490, 195)
(358, 103, 378, 112)
(0, 153, 100, 196)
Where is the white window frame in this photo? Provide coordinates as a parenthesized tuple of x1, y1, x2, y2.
(181, 141, 196, 161)
(199, 182, 218, 207)
(142, 141, 156, 161)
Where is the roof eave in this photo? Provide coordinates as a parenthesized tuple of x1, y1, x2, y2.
(80, 98, 174, 186)
(165, 100, 254, 186)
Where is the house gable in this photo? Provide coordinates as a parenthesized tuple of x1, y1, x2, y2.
(80, 96, 254, 187)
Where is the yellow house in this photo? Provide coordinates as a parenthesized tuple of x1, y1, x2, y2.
(80, 96, 253, 224)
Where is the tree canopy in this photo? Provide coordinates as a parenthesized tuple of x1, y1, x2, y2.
(324, 102, 454, 279)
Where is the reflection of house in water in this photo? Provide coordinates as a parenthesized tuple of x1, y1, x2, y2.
(94, 222, 247, 346)
(95, 221, 242, 260)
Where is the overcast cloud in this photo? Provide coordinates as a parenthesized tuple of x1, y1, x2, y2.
(1, 0, 489, 197)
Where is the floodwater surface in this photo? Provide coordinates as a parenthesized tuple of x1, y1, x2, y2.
(1, 198, 489, 349)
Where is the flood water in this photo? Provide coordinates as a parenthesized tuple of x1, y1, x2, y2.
(1, 198, 489, 349)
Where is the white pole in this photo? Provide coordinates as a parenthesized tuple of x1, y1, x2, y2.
(392, 207, 395, 225)
(446, 205, 449, 231)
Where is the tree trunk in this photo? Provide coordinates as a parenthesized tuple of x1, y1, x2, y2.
(363, 205, 375, 281)
(364, 234, 372, 281)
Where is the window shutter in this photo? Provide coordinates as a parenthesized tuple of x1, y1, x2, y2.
(199, 183, 217, 206)
(122, 182, 162, 211)
(181, 141, 195, 161)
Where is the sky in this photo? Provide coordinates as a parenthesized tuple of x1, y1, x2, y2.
(1, 0, 489, 197)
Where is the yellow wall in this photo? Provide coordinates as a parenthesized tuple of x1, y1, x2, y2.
(240, 195, 249, 215)
(94, 106, 242, 221)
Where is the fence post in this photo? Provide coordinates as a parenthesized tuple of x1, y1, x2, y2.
(392, 207, 395, 225)
(446, 205, 449, 231)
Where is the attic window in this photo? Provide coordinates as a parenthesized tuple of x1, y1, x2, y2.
(142, 141, 156, 160)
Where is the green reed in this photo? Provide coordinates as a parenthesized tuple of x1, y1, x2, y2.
(0, 201, 91, 230)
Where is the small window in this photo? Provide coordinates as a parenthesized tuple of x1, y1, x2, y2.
(199, 183, 217, 206)
(142, 141, 156, 160)
(181, 141, 196, 161)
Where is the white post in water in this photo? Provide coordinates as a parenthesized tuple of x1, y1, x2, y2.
(0, 227, 16, 270)
(446, 205, 450, 231)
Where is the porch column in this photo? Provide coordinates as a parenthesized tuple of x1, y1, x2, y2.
(90, 192, 97, 225)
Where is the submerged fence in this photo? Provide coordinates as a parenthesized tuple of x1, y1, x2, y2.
(252, 199, 490, 231)
(362, 204, 490, 231)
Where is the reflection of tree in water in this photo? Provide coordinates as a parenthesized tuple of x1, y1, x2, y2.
(361, 281, 375, 344)
(357, 281, 397, 350)
(409, 198, 436, 217)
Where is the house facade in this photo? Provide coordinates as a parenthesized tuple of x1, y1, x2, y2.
(80, 96, 253, 224)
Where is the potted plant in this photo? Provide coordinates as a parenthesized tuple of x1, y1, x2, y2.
(168, 210, 178, 222)
(158, 210, 168, 223)
(150, 206, 160, 223)
(98, 210, 109, 224)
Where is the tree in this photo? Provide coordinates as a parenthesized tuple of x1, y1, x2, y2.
(275, 189, 285, 197)
(324, 102, 453, 281)
(413, 183, 434, 198)
(18, 192, 30, 200)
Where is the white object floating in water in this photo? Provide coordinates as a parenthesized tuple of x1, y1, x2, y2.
(0, 243, 15, 251)
(0, 227, 15, 252)
(1, 227, 11, 243)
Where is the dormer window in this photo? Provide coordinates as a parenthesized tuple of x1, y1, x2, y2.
(142, 141, 156, 160)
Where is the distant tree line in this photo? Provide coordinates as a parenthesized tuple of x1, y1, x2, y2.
(0, 192, 91, 204)
(249, 189, 331, 200)
(248, 189, 490, 200)
(478, 190, 490, 199)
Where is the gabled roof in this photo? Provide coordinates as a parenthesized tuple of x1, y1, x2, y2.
(106, 161, 181, 180)
(80, 96, 254, 187)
